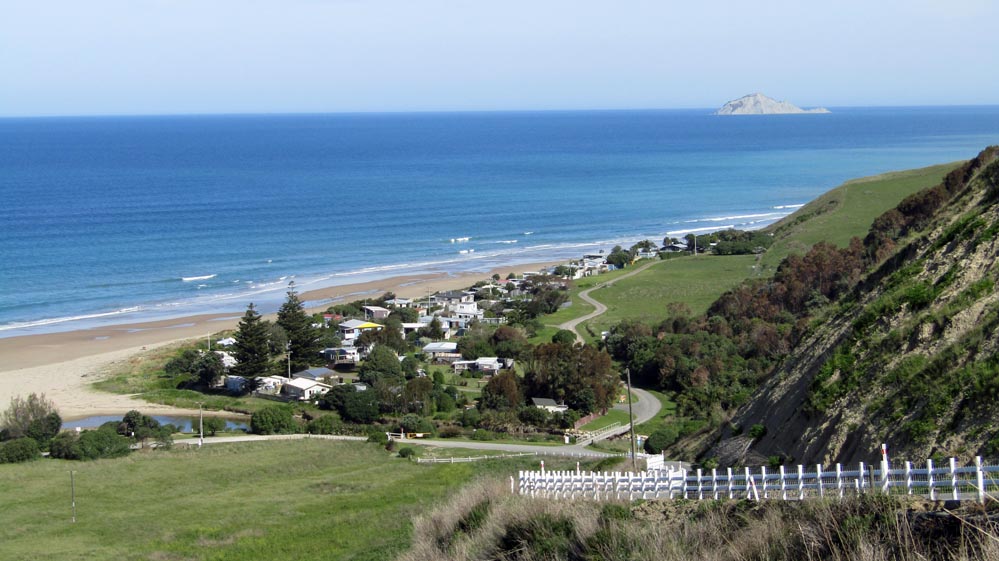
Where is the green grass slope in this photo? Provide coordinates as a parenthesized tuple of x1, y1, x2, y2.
(0, 441, 588, 561)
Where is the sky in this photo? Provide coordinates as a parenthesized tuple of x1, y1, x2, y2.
(2, 0, 998, 116)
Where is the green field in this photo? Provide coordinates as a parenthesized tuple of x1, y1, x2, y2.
(0, 440, 596, 561)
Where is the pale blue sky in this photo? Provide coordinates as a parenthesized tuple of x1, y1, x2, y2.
(2, 0, 998, 116)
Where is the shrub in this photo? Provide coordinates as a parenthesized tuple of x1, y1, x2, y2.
(471, 429, 495, 441)
(201, 417, 227, 436)
(306, 415, 345, 435)
(367, 429, 388, 446)
(397, 446, 418, 458)
(25, 412, 62, 446)
(74, 427, 131, 460)
(0, 437, 40, 463)
(748, 423, 767, 439)
(399, 414, 434, 434)
(250, 406, 298, 435)
(437, 425, 463, 438)
(644, 426, 680, 454)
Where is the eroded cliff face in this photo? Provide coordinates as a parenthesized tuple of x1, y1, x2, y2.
(715, 93, 830, 115)
(711, 151, 999, 466)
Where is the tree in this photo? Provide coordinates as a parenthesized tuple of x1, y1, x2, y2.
(233, 303, 271, 379)
(480, 370, 523, 410)
(418, 317, 446, 340)
(0, 438, 40, 464)
(277, 283, 322, 372)
(25, 412, 62, 447)
(401, 356, 421, 379)
(551, 329, 577, 346)
(250, 406, 298, 434)
(194, 352, 225, 387)
(341, 390, 379, 423)
(358, 346, 402, 385)
(0, 393, 58, 440)
(202, 417, 227, 436)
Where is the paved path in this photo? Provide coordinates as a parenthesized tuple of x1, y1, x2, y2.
(558, 260, 658, 344)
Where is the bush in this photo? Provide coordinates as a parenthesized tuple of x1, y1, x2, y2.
(25, 412, 62, 446)
(201, 417, 227, 436)
(250, 406, 298, 435)
(643, 426, 680, 454)
(437, 425, 463, 438)
(397, 446, 418, 458)
(399, 414, 434, 434)
(0, 437, 40, 463)
(748, 423, 767, 439)
(55, 427, 132, 460)
(471, 429, 495, 441)
(367, 429, 389, 446)
(307, 415, 346, 435)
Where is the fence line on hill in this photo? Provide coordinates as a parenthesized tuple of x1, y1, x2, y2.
(514, 453, 999, 504)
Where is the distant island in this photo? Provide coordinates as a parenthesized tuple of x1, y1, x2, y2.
(714, 93, 830, 115)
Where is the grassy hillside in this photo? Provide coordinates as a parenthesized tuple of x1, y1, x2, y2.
(565, 162, 961, 337)
(0, 440, 595, 561)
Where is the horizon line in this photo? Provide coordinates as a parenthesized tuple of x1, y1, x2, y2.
(3, 102, 999, 120)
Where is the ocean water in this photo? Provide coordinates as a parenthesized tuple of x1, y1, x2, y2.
(2, 107, 999, 337)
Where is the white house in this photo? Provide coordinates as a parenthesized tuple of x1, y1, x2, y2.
(338, 319, 383, 342)
(453, 356, 502, 374)
(531, 397, 569, 414)
(384, 298, 413, 308)
(292, 367, 336, 382)
(214, 350, 237, 369)
(435, 290, 474, 306)
(283, 378, 331, 401)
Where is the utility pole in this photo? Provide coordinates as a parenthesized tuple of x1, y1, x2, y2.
(69, 470, 77, 523)
(198, 403, 204, 447)
(625, 368, 637, 472)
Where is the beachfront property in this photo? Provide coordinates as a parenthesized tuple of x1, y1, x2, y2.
(283, 377, 331, 401)
(362, 305, 390, 320)
(435, 290, 474, 306)
(338, 319, 383, 342)
(384, 297, 412, 308)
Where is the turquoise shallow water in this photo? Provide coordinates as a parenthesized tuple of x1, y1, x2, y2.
(2, 107, 998, 336)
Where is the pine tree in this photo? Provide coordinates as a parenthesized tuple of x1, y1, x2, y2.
(233, 303, 270, 380)
(277, 283, 320, 373)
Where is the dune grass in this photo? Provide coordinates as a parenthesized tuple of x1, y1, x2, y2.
(0, 440, 597, 561)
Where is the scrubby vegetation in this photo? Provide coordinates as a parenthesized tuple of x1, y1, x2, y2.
(404, 482, 999, 561)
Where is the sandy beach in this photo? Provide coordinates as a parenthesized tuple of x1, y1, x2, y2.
(0, 260, 562, 419)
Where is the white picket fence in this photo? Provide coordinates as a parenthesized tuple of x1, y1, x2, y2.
(515, 455, 999, 503)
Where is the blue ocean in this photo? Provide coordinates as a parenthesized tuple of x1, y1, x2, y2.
(2, 107, 999, 337)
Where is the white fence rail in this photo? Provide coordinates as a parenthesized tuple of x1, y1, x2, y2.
(416, 452, 538, 464)
(516, 455, 999, 503)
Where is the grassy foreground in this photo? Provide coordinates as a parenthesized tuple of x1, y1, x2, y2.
(0, 440, 589, 561)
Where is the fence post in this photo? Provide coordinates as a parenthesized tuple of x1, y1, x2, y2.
(727, 467, 734, 499)
(927, 459, 935, 501)
(797, 465, 805, 500)
(761, 466, 768, 499)
(858, 462, 866, 494)
(510, 475, 515, 494)
(949, 458, 959, 501)
(905, 461, 912, 495)
(745, 467, 753, 500)
(697, 468, 703, 500)
(711, 468, 718, 499)
(780, 465, 787, 500)
(836, 463, 843, 499)
(880, 443, 891, 495)
(817, 464, 824, 498)
(976, 456, 986, 505)
(682, 469, 689, 499)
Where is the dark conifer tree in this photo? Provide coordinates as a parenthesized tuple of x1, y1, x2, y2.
(277, 283, 321, 373)
(233, 303, 270, 380)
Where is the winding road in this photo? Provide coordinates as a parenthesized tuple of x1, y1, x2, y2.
(558, 260, 659, 344)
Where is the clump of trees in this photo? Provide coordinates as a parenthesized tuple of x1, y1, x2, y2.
(0, 393, 62, 462)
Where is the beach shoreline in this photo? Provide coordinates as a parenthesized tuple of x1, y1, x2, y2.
(0, 260, 562, 418)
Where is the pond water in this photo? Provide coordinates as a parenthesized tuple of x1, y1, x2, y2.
(62, 415, 249, 433)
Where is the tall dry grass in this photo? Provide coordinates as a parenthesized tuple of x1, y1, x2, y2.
(401, 484, 999, 561)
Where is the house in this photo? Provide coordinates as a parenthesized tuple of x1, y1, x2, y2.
(435, 290, 474, 306)
(400, 322, 424, 336)
(384, 298, 412, 308)
(449, 300, 484, 322)
(322, 346, 359, 365)
(214, 350, 237, 369)
(662, 242, 689, 253)
(224, 375, 246, 393)
(452, 356, 502, 374)
(363, 305, 391, 320)
(338, 319, 383, 342)
(283, 378, 331, 401)
(257, 375, 289, 394)
(422, 341, 460, 362)
(531, 397, 569, 414)
(216, 337, 236, 347)
(292, 367, 336, 382)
